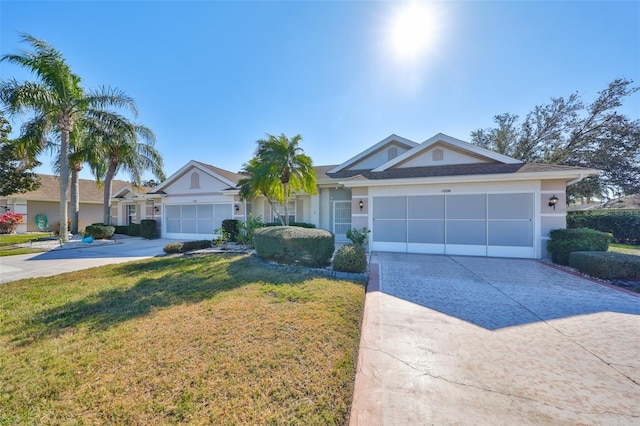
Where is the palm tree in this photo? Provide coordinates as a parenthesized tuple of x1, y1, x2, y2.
(239, 133, 316, 225)
(0, 34, 137, 241)
(87, 114, 165, 225)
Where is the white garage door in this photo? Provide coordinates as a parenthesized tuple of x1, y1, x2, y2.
(165, 204, 231, 240)
(372, 194, 535, 258)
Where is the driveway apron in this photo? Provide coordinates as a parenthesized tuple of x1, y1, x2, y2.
(350, 253, 640, 425)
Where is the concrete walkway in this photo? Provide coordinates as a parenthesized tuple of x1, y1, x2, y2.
(0, 236, 173, 284)
(350, 253, 640, 425)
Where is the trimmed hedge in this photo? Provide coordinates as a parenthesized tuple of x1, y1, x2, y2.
(114, 225, 129, 235)
(222, 219, 239, 242)
(162, 240, 213, 254)
(127, 223, 141, 237)
(254, 226, 334, 268)
(569, 251, 640, 281)
(547, 228, 612, 265)
(567, 212, 640, 245)
(181, 240, 212, 252)
(140, 219, 157, 239)
(84, 224, 115, 239)
(332, 244, 367, 273)
(163, 242, 183, 254)
(264, 222, 316, 229)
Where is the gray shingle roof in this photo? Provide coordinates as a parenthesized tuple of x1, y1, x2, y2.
(193, 161, 246, 185)
(324, 162, 594, 181)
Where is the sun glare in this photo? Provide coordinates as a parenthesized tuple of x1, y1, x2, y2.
(389, 2, 439, 61)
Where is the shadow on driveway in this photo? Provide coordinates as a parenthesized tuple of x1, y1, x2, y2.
(375, 253, 640, 330)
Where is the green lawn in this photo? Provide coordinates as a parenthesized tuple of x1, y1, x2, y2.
(0, 233, 51, 256)
(609, 243, 640, 256)
(0, 254, 365, 424)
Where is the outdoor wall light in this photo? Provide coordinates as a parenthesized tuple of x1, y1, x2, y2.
(548, 195, 559, 210)
(235, 204, 240, 213)
(154, 206, 160, 213)
(359, 200, 364, 210)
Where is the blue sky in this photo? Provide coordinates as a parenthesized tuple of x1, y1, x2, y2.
(1, 1, 638, 182)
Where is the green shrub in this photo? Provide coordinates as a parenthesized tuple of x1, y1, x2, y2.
(346, 227, 370, 250)
(237, 214, 265, 248)
(180, 240, 212, 252)
(222, 219, 239, 242)
(127, 223, 141, 237)
(163, 242, 183, 254)
(333, 244, 368, 273)
(140, 219, 157, 239)
(569, 251, 640, 281)
(254, 226, 334, 268)
(114, 225, 128, 235)
(567, 212, 640, 245)
(84, 224, 115, 239)
(547, 228, 612, 265)
(264, 222, 316, 228)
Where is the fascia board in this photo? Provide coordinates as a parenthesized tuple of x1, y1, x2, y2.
(338, 169, 600, 188)
(328, 134, 418, 174)
(372, 133, 522, 172)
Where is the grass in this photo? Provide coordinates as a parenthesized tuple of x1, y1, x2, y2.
(609, 243, 640, 256)
(0, 233, 51, 256)
(0, 254, 365, 424)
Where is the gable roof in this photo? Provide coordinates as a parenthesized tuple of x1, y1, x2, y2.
(372, 133, 522, 172)
(328, 134, 418, 173)
(112, 185, 154, 199)
(2, 174, 129, 203)
(151, 160, 245, 193)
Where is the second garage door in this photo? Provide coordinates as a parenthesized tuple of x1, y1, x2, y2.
(165, 203, 232, 240)
(372, 194, 535, 258)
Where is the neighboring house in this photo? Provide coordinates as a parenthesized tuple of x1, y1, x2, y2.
(108, 133, 598, 259)
(0, 174, 130, 234)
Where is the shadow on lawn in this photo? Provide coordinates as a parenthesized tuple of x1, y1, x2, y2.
(8, 254, 310, 346)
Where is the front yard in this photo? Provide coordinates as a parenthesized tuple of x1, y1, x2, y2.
(0, 233, 50, 256)
(0, 254, 365, 424)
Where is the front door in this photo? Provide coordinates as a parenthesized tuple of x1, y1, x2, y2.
(333, 200, 352, 241)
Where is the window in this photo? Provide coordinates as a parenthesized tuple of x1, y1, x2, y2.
(127, 204, 136, 225)
(272, 201, 295, 224)
(190, 172, 200, 189)
(432, 148, 444, 161)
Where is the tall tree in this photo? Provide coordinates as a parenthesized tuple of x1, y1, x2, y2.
(471, 79, 640, 200)
(239, 133, 316, 225)
(0, 34, 138, 241)
(87, 114, 165, 225)
(0, 112, 40, 196)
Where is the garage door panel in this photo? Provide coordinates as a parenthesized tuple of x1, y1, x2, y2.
(408, 220, 445, 244)
(373, 220, 407, 242)
(373, 197, 406, 219)
(182, 204, 197, 218)
(488, 194, 533, 220)
(446, 220, 487, 245)
(408, 196, 444, 219)
(446, 195, 486, 219)
(488, 221, 533, 247)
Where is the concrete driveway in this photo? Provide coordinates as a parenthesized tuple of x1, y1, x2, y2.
(350, 253, 640, 425)
(0, 237, 173, 284)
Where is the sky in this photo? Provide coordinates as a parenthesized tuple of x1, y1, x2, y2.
(1, 0, 639, 182)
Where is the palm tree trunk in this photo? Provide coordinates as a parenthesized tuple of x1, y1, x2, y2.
(58, 127, 70, 242)
(103, 162, 117, 225)
(70, 165, 81, 233)
(283, 182, 289, 226)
